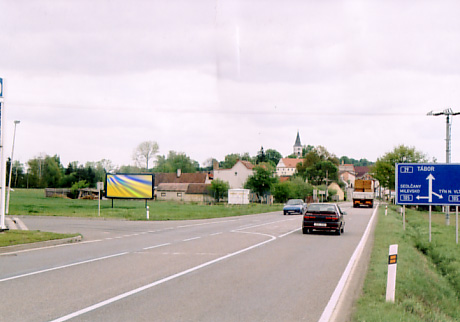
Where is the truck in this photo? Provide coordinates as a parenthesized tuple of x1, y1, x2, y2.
(352, 179, 374, 208)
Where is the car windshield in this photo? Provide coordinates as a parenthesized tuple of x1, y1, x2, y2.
(307, 204, 337, 214)
(287, 199, 303, 205)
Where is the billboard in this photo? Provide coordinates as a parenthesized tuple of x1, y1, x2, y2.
(105, 173, 154, 199)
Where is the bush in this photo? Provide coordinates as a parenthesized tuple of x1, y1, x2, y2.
(70, 180, 89, 199)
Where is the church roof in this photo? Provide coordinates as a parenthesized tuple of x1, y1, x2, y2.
(294, 131, 301, 147)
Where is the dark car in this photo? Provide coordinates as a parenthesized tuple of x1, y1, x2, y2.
(302, 203, 346, 235)
(283, 199, 306, 215)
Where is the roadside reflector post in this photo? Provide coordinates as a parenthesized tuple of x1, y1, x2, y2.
(146, 205, 150, 220)
(385, 205, 388, 216)
(386, 244, 398, 302)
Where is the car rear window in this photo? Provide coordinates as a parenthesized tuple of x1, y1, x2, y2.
(307, 204, 337, 214)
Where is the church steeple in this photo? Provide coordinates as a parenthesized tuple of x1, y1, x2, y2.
(293, 131, 302, 158)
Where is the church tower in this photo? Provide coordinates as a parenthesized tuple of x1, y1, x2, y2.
(293, 131, 302, 158)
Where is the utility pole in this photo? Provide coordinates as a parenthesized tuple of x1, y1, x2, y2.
(427, 108, 460, 225)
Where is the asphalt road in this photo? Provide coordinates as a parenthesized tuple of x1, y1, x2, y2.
(0, 203, 376, 322)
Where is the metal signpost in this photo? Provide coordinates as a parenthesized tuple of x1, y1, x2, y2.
(396, 163, 460, 242)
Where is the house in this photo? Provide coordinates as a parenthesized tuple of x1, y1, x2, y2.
(276, 158, 303, 177)
(153, 171, 212, 202)
(328, 182, 345, 201)
(355, 166, 372, 179)
(156, 183, 211, 203)
(213, 160, 255, 189)
(338, 163, 356, 188)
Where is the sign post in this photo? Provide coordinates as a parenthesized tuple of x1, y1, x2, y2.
(396, 163, 460, 242)
(97, 182, 104, 217)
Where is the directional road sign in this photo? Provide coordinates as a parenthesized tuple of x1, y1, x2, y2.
(396, 163, 460, 205)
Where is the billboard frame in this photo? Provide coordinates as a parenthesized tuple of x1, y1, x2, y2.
(105, 173, 155, 200)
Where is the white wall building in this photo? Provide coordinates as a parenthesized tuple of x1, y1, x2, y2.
(276, 158, 303, 177)
(213, 160, 255, 189)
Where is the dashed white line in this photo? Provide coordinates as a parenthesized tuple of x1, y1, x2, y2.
(0, 252, 129, 283)
(143, 243, 171, 250)
(49, 232, 277, 322)
(183, 237, 201, 242)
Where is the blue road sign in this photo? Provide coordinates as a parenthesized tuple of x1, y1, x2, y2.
(396, 163, 460, 205)
(0, 78, 3, 98)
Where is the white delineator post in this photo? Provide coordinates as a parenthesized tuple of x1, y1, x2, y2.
(146, 205, 149, 220)
(386, 244, 398, 302)
(385, 205, 388, 216)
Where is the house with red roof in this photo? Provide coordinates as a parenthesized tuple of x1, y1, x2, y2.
(276, 158, 303, 177)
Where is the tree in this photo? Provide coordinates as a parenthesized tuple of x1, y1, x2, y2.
(256, 146, 267, 164)
(265, 149, 283, 167)
(220, 153, 252, 169)
(272, 177, 313, 203)
(304, 160, 338, 186)
(244, 164, 278, 201)
(209, 179, 230, 202)
(296, 145, 338, 179)
(371, 145, 428, 191)
(133, 141, 159, 170)
(155, 151, 198, 173)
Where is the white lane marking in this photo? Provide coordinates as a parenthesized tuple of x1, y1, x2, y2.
(183, 237, 201, 242)
(49, 233, 277, 322)
(235, 217, 298, 231)
(278, 227, 301, 238)
(319, 204, 380, 322)
(143, 243, 171, 250)
(210, 232, 222, 236)
(176, 218, 240, 229)
(0, 252, 129, 283)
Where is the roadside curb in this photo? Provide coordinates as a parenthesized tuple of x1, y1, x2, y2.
(0, 235, 82, 254)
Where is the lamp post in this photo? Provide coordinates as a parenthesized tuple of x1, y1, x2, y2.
(6, 120, 20, 215)
(427, 109, 460, 225)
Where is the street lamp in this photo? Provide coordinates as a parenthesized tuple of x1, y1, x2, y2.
(6, 120, 20, 215)
(427, 109, 460, 225)
(427, 108, 460, 163)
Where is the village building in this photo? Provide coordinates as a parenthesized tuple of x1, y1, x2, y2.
(213, 160, 254, 189)
(153, 171, 212, 202)
(293, 131, 302, 158)
(276, 158, 303, 177)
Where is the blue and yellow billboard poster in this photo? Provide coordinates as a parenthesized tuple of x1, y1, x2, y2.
(105, 173, 154, 199)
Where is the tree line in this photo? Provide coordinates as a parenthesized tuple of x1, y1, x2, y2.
(7, 140, 378, 200)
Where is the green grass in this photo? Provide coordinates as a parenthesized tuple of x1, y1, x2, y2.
(8, 189, 283, 220)
(353, 205, 460, 321)
(0, 230, 80, 247)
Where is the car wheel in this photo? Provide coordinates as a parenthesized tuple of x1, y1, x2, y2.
(302, 228, 309, 234)
(341, 226, 344, 234)
(336, 228, 341, 236)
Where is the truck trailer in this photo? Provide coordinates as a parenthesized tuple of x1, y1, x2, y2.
(352, 179, 374, 208)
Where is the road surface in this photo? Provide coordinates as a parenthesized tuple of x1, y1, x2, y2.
(0, 203, 376, 322)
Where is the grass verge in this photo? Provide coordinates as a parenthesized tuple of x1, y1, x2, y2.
(0, 230, 80, 247)
(352, 205, 460, 321)
(9, 189, 283, 220)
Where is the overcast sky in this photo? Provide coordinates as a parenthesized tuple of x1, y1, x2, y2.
(1, 0, 460, 169)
